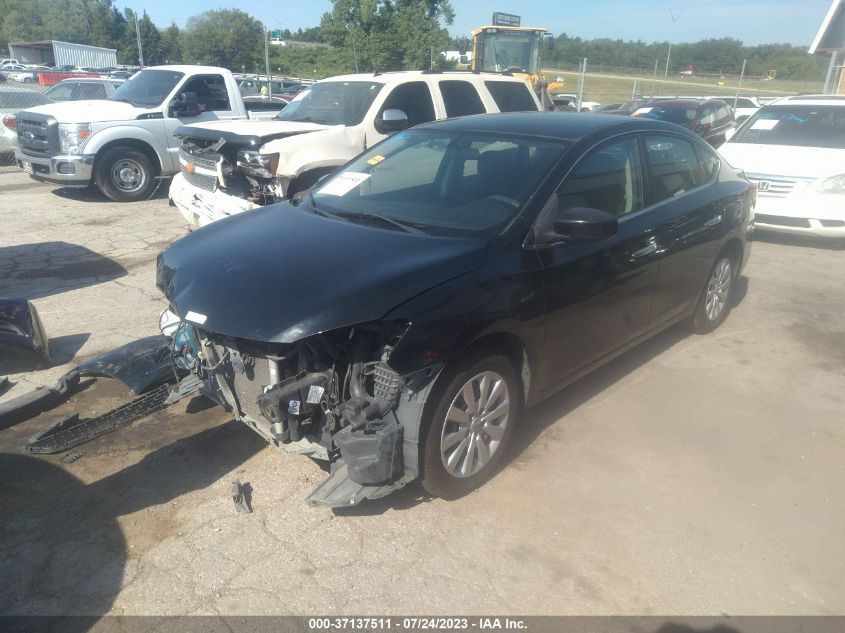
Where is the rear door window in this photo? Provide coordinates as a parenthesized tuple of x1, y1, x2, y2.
(484, 81, 537, 112)
(439, 80, 486, 118)
(557, 136, 643, 217)
(644, 134, 705, 203)
(381, 81, 436, 127)
(73, 83, 107, 100)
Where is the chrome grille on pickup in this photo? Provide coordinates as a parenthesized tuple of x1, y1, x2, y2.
(746, 173, 814, 198)
(211, 343, 272, 424)
(179, 147, 218, 171)
(182, 168, 217, 192)
(16, 113, 58, 157)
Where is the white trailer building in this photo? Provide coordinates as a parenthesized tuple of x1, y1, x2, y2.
(8, 40, 117, 68)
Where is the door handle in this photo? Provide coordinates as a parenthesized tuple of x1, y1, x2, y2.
(704, 214, 722, 227)
(632, 239, 657, 258)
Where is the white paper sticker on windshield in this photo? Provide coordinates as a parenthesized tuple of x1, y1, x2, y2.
(633, 107, 652, 116)
(317, 171, 370, 196)
(751, 119, 779, 130)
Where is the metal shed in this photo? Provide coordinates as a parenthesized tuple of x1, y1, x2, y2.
(8, 40, 117, 68)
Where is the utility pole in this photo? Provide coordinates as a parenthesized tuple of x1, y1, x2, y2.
(264, 28, 271, 98)
(576, 58, 587, 111)
(650, 58, 659, 97)
(734, 58, 746, 105)
(664, 42, 671, 77)
(135, 17, 144, 67)
(823, 52, 838, 94)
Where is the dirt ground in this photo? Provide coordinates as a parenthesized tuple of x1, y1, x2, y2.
(1, 170, 844, 618)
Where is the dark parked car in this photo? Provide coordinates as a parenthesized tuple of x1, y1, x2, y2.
(156, 112, 754, 506)
(599, 99, 651, 116)
(43, 78, 124, 102)
(632, 98, 736, 146)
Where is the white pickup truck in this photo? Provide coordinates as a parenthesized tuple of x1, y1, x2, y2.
(13, 65, 284, 202)
(170, 70, 542, 228)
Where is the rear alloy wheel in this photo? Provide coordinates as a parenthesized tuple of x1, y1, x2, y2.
(94, 147, 156, 202)
(693, 254, 735, 333)
(420, 354, 520, 498)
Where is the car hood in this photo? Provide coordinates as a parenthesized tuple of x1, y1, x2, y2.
(23, 99, 139, 123)
(719, 143, 845, 179)
(157, 204, 488, 343)
(181, 118, 330, 138)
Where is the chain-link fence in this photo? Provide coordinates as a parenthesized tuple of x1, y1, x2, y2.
(0, 80, 50, 173)
(543, 62, 828, 109)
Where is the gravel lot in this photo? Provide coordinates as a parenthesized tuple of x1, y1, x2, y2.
(1, 170, 843, 617)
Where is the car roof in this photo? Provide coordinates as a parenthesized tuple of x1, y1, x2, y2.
(645, 99, 706, 108)
(774, 95, 845, 106)
(55, 77, 122, 84)
(317, 70, 528, 86)
(415, 111, 696, 142)
(147, 65, 228, 74)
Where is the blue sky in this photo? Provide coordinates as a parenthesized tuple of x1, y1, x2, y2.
(115, 0, 832, 46)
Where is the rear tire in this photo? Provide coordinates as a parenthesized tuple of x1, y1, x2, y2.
(419, 352, 521, 499)
(94, 147, 157, 202)
(692, 252, 736, 333)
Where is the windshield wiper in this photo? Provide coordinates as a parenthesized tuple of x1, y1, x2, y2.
(346, 212, 427, 235)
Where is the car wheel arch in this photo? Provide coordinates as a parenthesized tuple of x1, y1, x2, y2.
(93, 138, 162, 177)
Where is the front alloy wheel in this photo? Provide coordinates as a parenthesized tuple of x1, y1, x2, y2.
(440, 371, 510, 478)
(420, 353, 520, 498)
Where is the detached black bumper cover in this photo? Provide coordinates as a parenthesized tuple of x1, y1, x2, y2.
(0, 335, 176, 431)
(0, 298, 51, 367)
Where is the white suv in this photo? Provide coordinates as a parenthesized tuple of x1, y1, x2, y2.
(170, 71, 541, 228)
(719, 95, 845, 238)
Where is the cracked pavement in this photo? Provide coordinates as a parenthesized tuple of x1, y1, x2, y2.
(1, 171, 844, 617)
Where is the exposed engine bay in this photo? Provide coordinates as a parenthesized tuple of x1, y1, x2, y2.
(162, 311, 435, 500)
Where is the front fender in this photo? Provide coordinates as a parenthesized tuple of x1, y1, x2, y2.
(263, 127, 364, 178)
(84, 126, 170, 172)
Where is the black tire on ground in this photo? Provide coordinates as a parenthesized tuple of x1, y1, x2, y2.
(692, 250, 737, 334)
(419, 352, 521, 499)
(94, 147, 157, 202)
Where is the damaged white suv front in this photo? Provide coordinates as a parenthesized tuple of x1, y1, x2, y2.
(169, 71, 542, 228)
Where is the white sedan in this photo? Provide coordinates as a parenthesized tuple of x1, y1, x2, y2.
(718, 96, 845, 238)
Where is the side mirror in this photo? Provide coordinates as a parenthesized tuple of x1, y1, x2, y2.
(554, 206, 618, 242)
(169, 92, 201, 117)
(375, 109, 409, 134)
(545, 34, 555, 51)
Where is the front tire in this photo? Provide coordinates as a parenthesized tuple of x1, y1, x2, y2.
(419, 353, 521, 499)
(692, 252, 736, 333)
(94, 147, 157, 202)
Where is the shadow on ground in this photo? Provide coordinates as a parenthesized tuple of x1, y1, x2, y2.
(0, 242, 126, 299)
(0, 419, 264, 622)
(50, 177, 171, 204)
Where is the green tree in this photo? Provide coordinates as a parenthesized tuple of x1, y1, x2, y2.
(321, 0, 453, 72)
(161, 22, 183, 64)
(183, 9, 264, 69)
(118, 9, 162, 65)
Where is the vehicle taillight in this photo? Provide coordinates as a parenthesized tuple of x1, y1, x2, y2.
(2, 116, 16, 130)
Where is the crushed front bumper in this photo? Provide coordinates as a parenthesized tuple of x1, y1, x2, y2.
(14, 149, 94, 187)
(169, 172, 258, 229)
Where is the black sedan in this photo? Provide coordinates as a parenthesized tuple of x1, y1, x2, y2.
(157, 112, 754, 506)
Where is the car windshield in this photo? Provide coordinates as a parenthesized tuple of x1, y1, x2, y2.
(310, 130, 569, 237)
(276, 81, 382, 126)
(108, 69, 184, 107)
(0, 90, 51, 108)
(478, 30, 541, 74)
(731, 105, 845, 149)
(635, 106, 698, 127)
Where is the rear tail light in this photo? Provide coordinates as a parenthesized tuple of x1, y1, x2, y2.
(2, 116, 16, 130)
